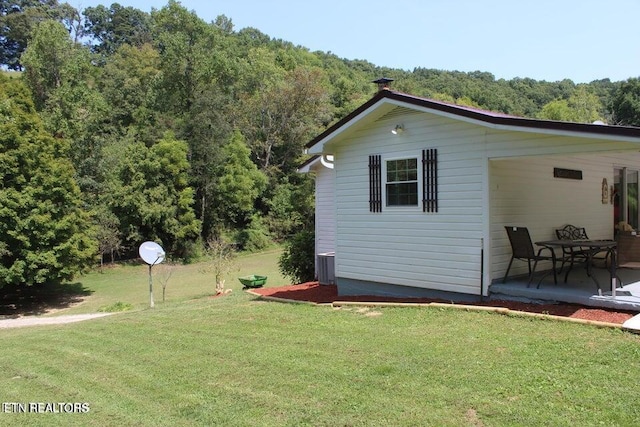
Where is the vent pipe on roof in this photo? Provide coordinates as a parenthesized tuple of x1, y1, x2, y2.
(372, 77, 394, 92)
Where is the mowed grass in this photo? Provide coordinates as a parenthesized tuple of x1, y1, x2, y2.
(53, 248, 290, 315)
(1, 249, 640, 426)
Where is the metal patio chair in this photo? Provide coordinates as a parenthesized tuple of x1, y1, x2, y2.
(555, 224, 610, 270)
(503, 226, 558, 286)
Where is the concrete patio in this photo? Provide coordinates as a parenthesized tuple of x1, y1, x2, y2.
(490, 264, 640, 312)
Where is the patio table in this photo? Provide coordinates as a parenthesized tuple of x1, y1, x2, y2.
(535, 239, 617, 295)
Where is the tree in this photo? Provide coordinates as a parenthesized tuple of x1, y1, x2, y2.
(265, 175, 314, 240)
(0, 0, 81, 70)
(610, 78, 640, 126)
(0, 0, 79, 69)
(94, 207, 121, 269)
(98, 43, 161, 134)
(156, 261, 174, 302)
(150, 0, 216, 114)
(212, 130, 267, 230)
(203, 237, 236, 295)
(103, 133, 201, 259)
(185, 86, 234, 240)
(0, 75, 96, 288)
(20, 19, 75, 109)
(240, 66, 331, 176)
(82, 3, 151, 56)
(537, 86, 604, 123)
(22, 19, 113, 204)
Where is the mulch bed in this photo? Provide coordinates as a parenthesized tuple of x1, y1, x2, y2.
(250, 282, 637, 325)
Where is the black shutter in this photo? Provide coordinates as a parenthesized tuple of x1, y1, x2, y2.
(369, 154, 382, 212)
(422, 149, 438, 213)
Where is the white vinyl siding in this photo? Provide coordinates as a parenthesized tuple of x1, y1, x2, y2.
(490, 151, 640, 281)
(315, 164, 335, 256)
(331, 104, 640, 296)
(334, 112, 484, 295)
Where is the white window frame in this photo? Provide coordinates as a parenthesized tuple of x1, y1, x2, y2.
(383, 156, 421, 209)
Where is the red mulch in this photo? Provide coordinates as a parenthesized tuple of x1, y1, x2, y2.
(250, 282, 636, 325)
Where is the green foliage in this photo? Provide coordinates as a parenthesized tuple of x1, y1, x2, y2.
(103, 133, 201, 259)
(235, 215, 272, 252)
(82, 3, 152, 56)
(537, 86, 604, 123)
(93, 206, 122, 266)
(97, 301, 133, 312)
(278, 230, 315, 283)
(240, 66, 332, 175)
(265, 176, 315, 240)
(214, 130, 267, 228)
(611, 78, 640, 126)
(98, 43, 161, 134)
(0, 0, 78, 70)
(0, 75, 96, 288)
(20, 19, 76, 109)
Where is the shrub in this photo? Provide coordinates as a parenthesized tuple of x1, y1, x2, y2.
(236, 215, 272, 252)
(278, 230, 315, 283)
(98, 302, 133, 312)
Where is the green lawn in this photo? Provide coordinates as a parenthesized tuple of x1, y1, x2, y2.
(1, 249, 640, 426)
(50, 248, 290, 315)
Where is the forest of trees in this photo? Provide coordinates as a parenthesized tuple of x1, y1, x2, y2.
(1, 0, 640, 287)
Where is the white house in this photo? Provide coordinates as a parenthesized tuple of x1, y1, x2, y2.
(302, 86, 640, 301)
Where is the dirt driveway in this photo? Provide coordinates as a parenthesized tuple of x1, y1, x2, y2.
(0, 313, 114, 329)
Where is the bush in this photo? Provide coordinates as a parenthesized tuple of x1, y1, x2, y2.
(265, 178, 315, 241)
(98, 301, 133, 312)
(278, 230, 315, 283)
(236, 216, 272, 252)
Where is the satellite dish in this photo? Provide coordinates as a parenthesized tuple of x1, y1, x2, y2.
(139, 241, 165, 265)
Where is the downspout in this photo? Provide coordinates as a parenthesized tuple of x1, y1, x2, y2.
(480, 238, 484, 302)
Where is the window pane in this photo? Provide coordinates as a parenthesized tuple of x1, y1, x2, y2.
(386, 158, 417, 183)
(386, 182, 418, 206)
(387, 161, 397, 181)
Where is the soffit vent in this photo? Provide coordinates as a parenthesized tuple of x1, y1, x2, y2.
(376, 106, 421, 122)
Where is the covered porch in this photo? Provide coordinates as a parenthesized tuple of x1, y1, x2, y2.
(488, 143, 640, 313)
(489, 264, 640, 311)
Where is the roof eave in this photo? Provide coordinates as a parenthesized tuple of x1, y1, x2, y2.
(304, 90, 640, 153)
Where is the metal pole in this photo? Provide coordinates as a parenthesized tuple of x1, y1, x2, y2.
(149, 264, 155, 308)
(610, 247, 617, 299)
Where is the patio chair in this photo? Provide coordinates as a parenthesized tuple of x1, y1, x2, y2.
(616, 232, 640, 269)
(555, 224, 610, 270)
(503, 226, 558, 286)
(614, 232, 640, 290)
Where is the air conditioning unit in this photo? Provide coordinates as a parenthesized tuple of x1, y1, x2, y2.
(317, 252, 335, 285)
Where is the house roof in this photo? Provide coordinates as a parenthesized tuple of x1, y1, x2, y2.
(305, 89, 640, 151)
(296, 154, 320, 173)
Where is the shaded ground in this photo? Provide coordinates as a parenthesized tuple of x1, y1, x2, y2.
(251, 282, 636, 325)
(0, 282, 93, 318)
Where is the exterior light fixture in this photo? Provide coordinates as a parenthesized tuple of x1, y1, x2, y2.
(391, 124, 404, 135)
